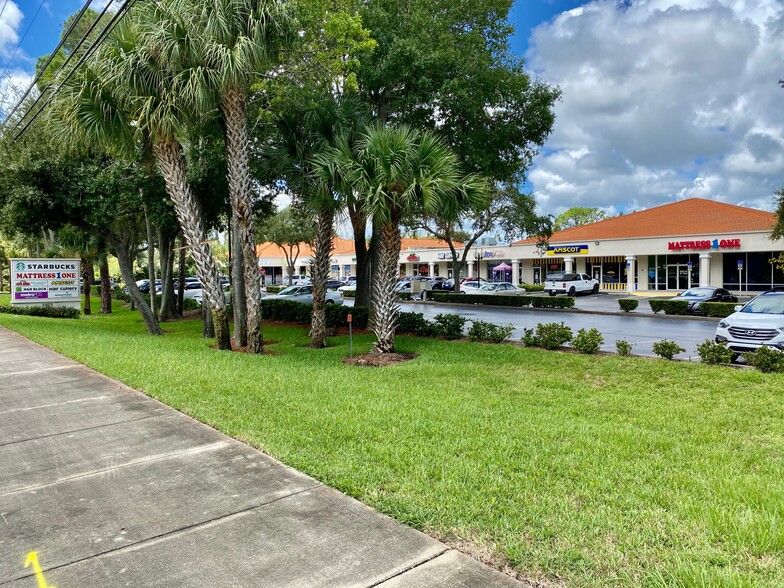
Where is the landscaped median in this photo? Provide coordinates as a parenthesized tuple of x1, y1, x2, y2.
(0, 296, 782, 587)
(431, 292, 576, 308)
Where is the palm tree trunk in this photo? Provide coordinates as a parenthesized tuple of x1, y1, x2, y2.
(99, 255, 112, 314)
(372, 221, 402, 354)
(158, 229, 177, 321)
(110, 235, 162, 335)
(231, 213, 248, 348)
(349, 206, 370, 307)
(222, 86, 263, 353)
(177, 232, 186, 316)
(143, 202, 157, 317)
(309, 209, 334, 348)
(81, 257, 92, 315)
(154, 136, 230, 349)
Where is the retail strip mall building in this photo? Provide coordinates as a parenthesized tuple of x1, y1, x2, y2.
(256, 198, 783, 292)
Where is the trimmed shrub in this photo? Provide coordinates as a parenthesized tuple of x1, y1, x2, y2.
(259, 299, 369, 330)
(662, 300, 690, 315)
(616, 340, 633, 357)
(0, 304, 80, 319)
(652, 339, 685, 360)
(183, 298, 200, 311)
(648, 299, 666, 314)
(340, 290, 355, 298)
(396, 312, 437, 337)
(112, 286, 131, 302)
(433, 313, 466, 340)
(700, 302, 740, 318)
(326, 305, 368, 329)
(522, 322, 573, 349)
(396, 292, 413, 300)
(696, 339, 734, 365)
(571, 328, 603, 354)
(519, 283, 545, 292)
(744, 346, 784, 373)
(265, 285, 286, 294)
(431, 292, 533, 307)
(468, 320, 514, 343)
(530, 296, 575, 309)
(618, 298, 639, 312)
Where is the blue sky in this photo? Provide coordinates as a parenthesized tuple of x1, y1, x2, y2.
(2, 1, 783, 216)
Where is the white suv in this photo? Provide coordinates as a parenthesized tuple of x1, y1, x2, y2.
(715, 291, 784, 357)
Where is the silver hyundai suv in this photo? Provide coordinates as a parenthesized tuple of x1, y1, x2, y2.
(715, 291, 784, 357)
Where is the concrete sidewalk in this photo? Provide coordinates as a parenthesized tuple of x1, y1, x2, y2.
(0, 327, 525, 588)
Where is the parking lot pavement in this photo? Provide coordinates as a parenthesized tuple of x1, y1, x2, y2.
(0, 326, 525, 588)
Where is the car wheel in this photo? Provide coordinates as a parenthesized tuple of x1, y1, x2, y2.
(459, 291, 466, 294)
(592, 284, 599, 294)
(568, 287, 576, 296)
(326, 300, 335, 304)
(730, 353, 740, 364)
(549, 291, 556, 297)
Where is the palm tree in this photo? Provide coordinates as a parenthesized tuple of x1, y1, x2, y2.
(166, 0, 289, 354)
(326, 125, 487, 353)
(51, 5, 232, 348)
(271, 94, 367, 348)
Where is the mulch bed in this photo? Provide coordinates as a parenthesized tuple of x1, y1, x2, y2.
(342, 352, 418, 367)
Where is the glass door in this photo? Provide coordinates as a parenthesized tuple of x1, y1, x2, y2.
(667, 265, 689, 290)
(592, 266, 602, 284)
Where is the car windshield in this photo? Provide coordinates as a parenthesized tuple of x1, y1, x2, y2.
(681, 288, 713, 297)
(277, 287, 299, 296)
(740, 295, 784, 315)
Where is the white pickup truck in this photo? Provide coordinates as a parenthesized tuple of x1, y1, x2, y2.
(544, 272, 600, 296)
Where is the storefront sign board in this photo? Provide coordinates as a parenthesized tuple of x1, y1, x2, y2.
(546, 244, 589, 256)
(10, 258, 81, 309)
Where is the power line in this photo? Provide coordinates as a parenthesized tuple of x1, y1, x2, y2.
(4, 0, 116, 130)
(0, 0, 10, 22)
(1, 0, 97, 126)
(0, 0, 45, 83)
(13, 0, 137, 141)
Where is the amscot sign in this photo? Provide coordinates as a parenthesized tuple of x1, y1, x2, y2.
(10, 258, 81, 309)
(546, 244, 589, 256)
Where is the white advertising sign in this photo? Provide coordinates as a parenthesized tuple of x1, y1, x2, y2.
(10, 258, 82, 310)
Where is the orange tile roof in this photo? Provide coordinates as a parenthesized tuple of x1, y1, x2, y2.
(256, 236, 456, 258)
(514, 198, 776, 245)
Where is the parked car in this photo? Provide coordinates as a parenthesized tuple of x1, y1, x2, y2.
(338, 283, 356, 294)
(458, 280, 485, 293)
(325, 279, 344, 290)
(544, 272, 599, 296)
(187, 284, 233, 306)
(715, 291, 784, 357)
(670, 287, 737, 314)
(467, 282, 527, 296)
(273, 285, 343, 305)
(432, 279, 454, 291)
(287, 275, 311, 285)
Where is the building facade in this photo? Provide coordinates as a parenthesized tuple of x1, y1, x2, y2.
(255, 199, 783, 292)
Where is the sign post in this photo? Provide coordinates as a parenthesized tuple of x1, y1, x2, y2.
(737, 259, 743, 293)
(10, 258, 81, 310)
(347, 313, 353, 358)
(687, 260, 693, 290)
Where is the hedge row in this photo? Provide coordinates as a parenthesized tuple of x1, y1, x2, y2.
(265, 285, 286, 294)
(519, 283, 545, 292)
(648, 299, 690, 315)
(431, 293, 575, 309)
(260, 299, 369, 329)
(0, 304, 80, 319)
(700, 302, 741, 318)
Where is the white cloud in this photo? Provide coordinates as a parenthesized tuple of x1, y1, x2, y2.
(0, 1, 23, 61)
(526, 0, 784, 217)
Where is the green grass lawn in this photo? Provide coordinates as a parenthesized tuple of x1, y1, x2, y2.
(1, 297, 783, 587)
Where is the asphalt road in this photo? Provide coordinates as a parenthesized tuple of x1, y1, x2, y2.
(346, 294, 721, 359)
